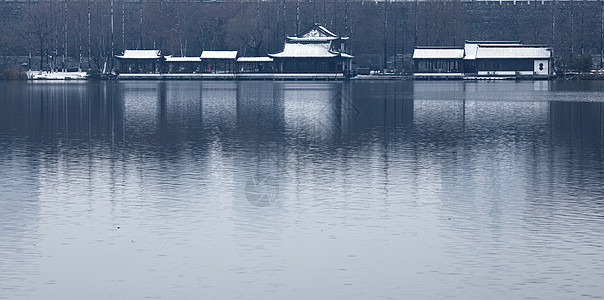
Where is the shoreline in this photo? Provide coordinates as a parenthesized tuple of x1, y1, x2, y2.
(5, 71, 604, 81)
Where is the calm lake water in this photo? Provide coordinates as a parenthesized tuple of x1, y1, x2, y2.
(1, 80, 603, 299)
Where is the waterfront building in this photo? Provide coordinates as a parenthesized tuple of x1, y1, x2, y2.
(201, 51, 238, 73)
(412, 47, 465, 79)
(115, 50, 163, 74)
(165, 55, 201, 73)
(462, 41, 523, 74)
(236, 57, 274, 73)
(114, 25, 353, 80)
(469, 43, 553, 78)
(413, 41, 554, 79)
(269, 24, 353, 76)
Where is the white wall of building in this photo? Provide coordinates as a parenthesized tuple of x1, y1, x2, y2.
(534, 60, 549, 76)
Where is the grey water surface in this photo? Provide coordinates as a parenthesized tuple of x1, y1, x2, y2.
(1, 80, 603, 299)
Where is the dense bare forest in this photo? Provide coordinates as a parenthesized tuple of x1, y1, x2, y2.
(0, 0, 603, 72)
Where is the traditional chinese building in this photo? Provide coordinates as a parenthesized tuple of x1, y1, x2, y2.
(201, 51, 238, 73)
(115, 50, 163, 74)
(413, 41, 554, 79)
(165, 55, 201, 73)
(467, 42, 553, 78)
(412, 47, 465, 79)
(236, 57, 274, 73)
(462, 41, 523, 74)
(269, 24, 353, 75)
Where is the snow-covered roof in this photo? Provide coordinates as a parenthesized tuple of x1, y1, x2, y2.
(465, 41, 522, 45)
(237, 57, 273, 62)
(271, 24, 352, 58)
(414, 42, 552, 60)
(288, 36, 338, 42)
(316, 25, 337, 37)
(475, 46, 552, 59)
(464, 42, 523, 60)
(116, 50, 161, 59)
(413, 48, 464, 59)
(165, 56, 201, 62)
(464, 43, 479, 60)
(200, 51, 238, 60)
(270, 43, 339, 58)
(298, 24, 338, 38)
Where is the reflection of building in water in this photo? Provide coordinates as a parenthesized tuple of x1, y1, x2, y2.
(550, 101, 604, 144)
(231, 81, 363, 211)
(413, 81, 552, 144)
(121, 81, 239, 144)
(122, 82, 163, 137)
(349, 81, 414, 132)
(199, 82, 238, 130)
(280, 82, 348, 143)
(235, 81, 284, 133)
(409, 81, 604, 216)
(525, 101, 604, 222)
(119, 81, 359, 146)
(231, 81, 361, 149)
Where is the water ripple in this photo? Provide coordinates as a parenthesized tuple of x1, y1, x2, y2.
(0, 81, 603, 299)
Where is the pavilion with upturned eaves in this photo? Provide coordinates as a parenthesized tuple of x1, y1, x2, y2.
(269, 24, 353, 76)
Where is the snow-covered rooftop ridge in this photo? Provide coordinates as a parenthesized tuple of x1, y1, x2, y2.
(413, 48, 465, 59)
(237, 57, 273, 62)
(116, 50, 161, 59)
(478, 44, 551, 48)
(316, 25, 337, 37)
(288, 36, 339, 42)
(475, 46, 552, 59)
(269, 42, 352, 58)
(297, 24, 342, 39)
(165, 56, 201, 62)
(465, 42, 542, 59)
(270, 24, 351, 58)
(464, 43, 480, 60)
(415, 42, 552, 60)
(200, 51, 238, 59)
(465, 40, 522, 44)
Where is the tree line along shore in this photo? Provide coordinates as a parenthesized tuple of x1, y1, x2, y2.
(1, 0, 603, 76)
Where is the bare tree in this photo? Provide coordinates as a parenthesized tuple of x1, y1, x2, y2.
(20, 2, 53, 71)
(225, 5, 270, 56)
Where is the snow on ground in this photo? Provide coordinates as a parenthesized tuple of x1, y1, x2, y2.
(28, 71, 87, 80)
